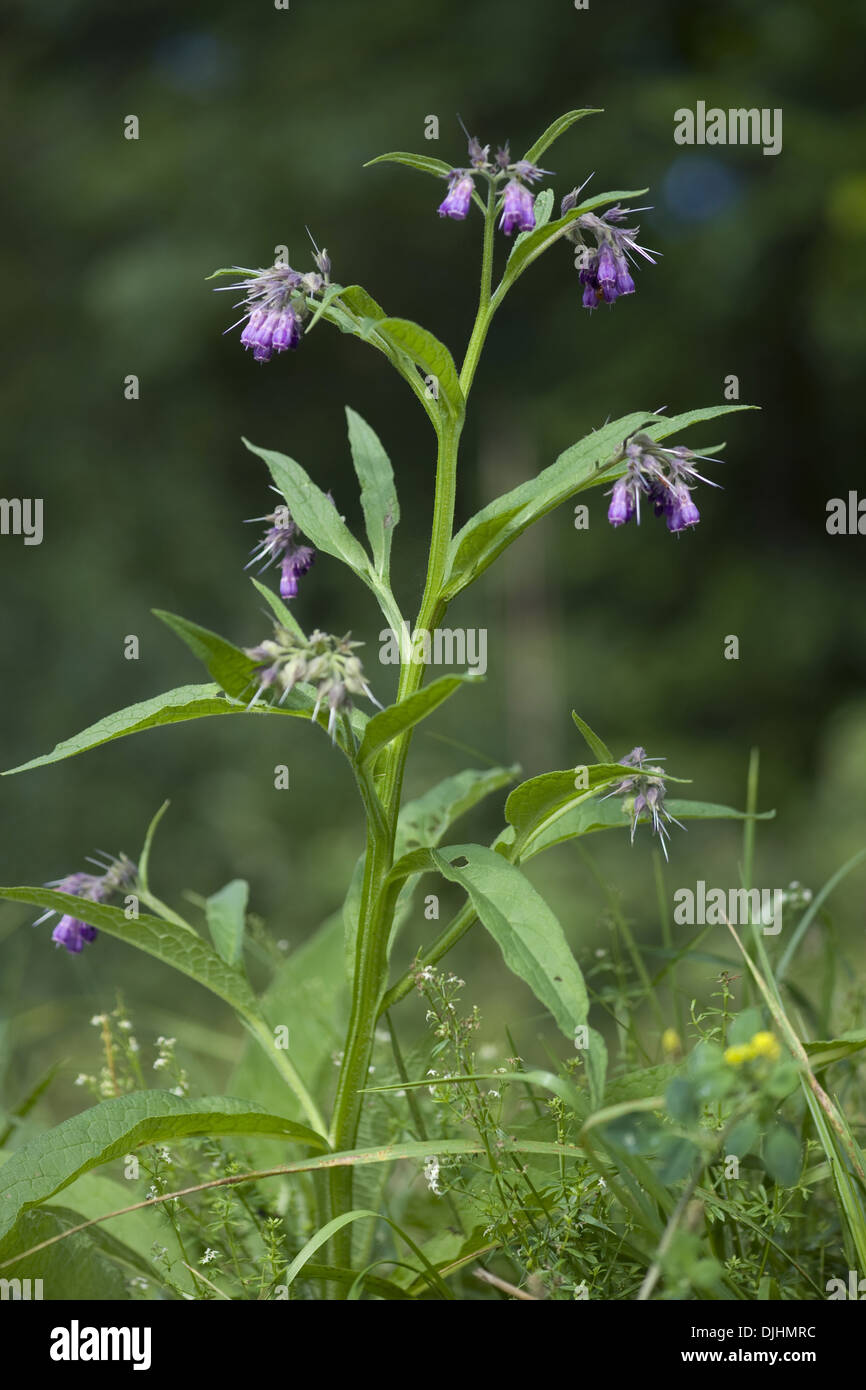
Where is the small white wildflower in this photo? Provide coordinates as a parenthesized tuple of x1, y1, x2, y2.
(157, 1147, 171, 1163)
(199, 1248, 219, 1265)
(423, 1155, 443, 1196)
(74, 1073, 89, 1087)
(90, 1014, 107, 1027)
(487, 1089, 500, 1099)
(153, 1057, 168, 1070)
(594, 948, 607, 958)
(170, 1086, 185, 1097)
(155, 1036, 175, 1048)
(128, 1037, 140, 1053)
(117, 1019, 132, 1031)
(146, 1185, 159, 1200)
(277, 938, 290, 951)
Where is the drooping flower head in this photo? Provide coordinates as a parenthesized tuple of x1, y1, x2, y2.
(246, 625, 380, 741)
(215, 251, 331, 363)
(563, 195, 657, 308)
(436, 129, 551, 236)
(605, 431, 722, 533)
(246, 503, 315, 600)
(37, 854, 138, 954)
(601, 748, 684, 861)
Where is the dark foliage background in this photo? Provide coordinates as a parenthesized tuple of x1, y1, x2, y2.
(2, 0, 864, 1112)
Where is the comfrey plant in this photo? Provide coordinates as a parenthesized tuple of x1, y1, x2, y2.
(15, 110, 852, 1304)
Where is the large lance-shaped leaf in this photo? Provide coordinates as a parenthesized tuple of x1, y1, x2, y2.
(375, 318, 465, 421)
(0, 1206, 155, 1298)
(3, 685, 253, 776)
(345, 406, 400, 581)
(0, 888, 259, 1017)
(0, 1092, 326, 1244)
(442, 404, 754, 599)
(427, 844, 608, 1102)
(505, 764, 637, 853)
(243, 438, 373, 579)
(520, 108, 603, 165)
(427, 844, 588, 1040)
(357, 673, 482, 766)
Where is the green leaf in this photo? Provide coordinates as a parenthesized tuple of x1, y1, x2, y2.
(802, 1032, 866, 1071)
(665, 1077, 698, 1124)
(345, 406, 400, 581)
(137, 800, 170, 896)
(571, 711, 613, 764)
(513, 795, 774, 861)
(443, 404, 754, 599)
(363, 151, 453, 179)
(375, 318, 464, 421)
(0, 887, 259, 1017)
(205, 879, 249, 966)
(243, 439, 372, 579)
(429, 844, 589, 1043)
(154, 610, 258, 699)
(232, 912, 348, 1132)
(726, 1115, 761, 1159)
(505, 764, 632, 852)
(357, 673, 482, 766)
(521, 108, 603, 165)
(0, 1092, 325, 1245)
(396, 765, 519, 855)
(0, 1206, 153, 1299)
(763, 1124, 803, 1187)
(250, 576, 306, 640)
(3, 684, 249, 776)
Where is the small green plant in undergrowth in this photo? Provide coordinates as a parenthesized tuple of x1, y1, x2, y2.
(0, 111, 863, 1300)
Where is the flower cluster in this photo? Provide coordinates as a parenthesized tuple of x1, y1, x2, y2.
(562, 198, 657, 308)
(602, 747, 684, 861)
(606, 431, 721, 533)
(438, 134, 549, 236)
(38, 853, 138, 954)
(247, 504, 315, 601)
(245, 625, 379, 738)
(724, 1031, 782, 1067)
(216, 248, 331, 363)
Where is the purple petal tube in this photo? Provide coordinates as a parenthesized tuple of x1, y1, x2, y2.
(607, 478, 634, 527)
(667, 486, 701, 532)
(438, 174, 474, 220)
(52, 916, 98, 954)
(272, 309, 301, 353)
(499, 180, 535, 236)
(582, 282, 599, 310)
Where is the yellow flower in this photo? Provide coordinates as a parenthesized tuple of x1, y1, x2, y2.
(661, 1028, 681, 1055)
(724, 1044, 754, 1066)
(750, 1031, 781, 1061)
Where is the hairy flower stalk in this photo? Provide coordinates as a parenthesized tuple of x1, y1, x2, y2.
(216, 248, 331, 362)
(602, 747, 684, 860)
(246, 505, 315, 600)
(37, 854, 138, 953)
(246, 624, 380, 739)
(605, 431, 721, 532)
(437, 133, 548, 235)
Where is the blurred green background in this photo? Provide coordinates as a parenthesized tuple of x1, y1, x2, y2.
(2, 0, 865, 1115)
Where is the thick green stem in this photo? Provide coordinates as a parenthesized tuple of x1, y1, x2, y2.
(327, 182, 499, 1277)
